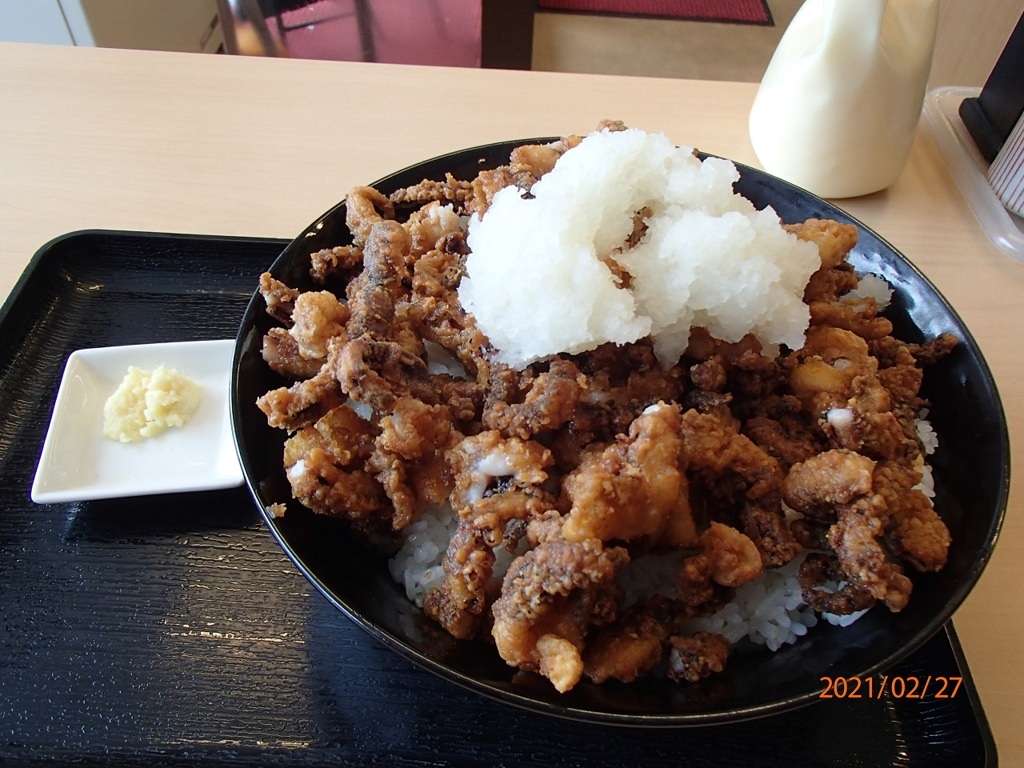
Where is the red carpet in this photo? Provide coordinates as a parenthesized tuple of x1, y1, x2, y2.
(537, 0, 772, 25)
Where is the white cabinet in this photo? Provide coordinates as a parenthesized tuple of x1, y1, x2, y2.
(0, 0, 83, 44)
(0, 0, 224, 53)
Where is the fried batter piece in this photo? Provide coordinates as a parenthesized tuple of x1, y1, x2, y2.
(258, 272, 301, 325)
(423, 430, 558, 640)
(562, 402, 697, 548)
(483, 358, 585, 440)
(785, 218, 859, 271)
(782, 449, 876, 518)
(423, 519, 497, 640)
(873, 459, 950, 573)
(789, 325, 921, 462)
(281, 405, 391, 533)
(583, 578, 733, 686)
(346, 185, 396, 247)
(699, 521, 763, 588)
(465, 136, 585, 217)
(789, 325, 873, 412)
(745, 413, 824, 469)
(798, 552, 877, 615)
(491, 537, 628, 692)
(309, 244, 363, 284)
(804, 262, 861, 304)
(582, 553, 737, 686)
(583, 597, 677, 684)
(784, 451, 944, 614)
(585, 536, 745, 688)
(560, 341, 686, 456)
(448, 430, 555, 543)
(388, 172, 473, 207)
(261, 328, 324, 380)
(679, 408, 783, 502)
(336, 228, 485, 420)
(257, 350, 345, 432)
(872, 332, 959, 368)
(405, 201, 464, 258)
(388, 136, 584, 220)
(741, 497, 803, 568)
(408, 232, 492, 378)
(828, 496, 913, 612)
(667, 632, 731, 683)
(448, 431, 551, 506)
(889, 484, 951, 572)
(359, 219, 413, 298)
(334, 337, 424, 409)
(809, 296, 893, 340)
(368, 396, 458, 529)
(290, 290, 350, 360)
(510, 135, 583, 179)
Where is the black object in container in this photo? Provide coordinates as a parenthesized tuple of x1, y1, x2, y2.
(959, 11, 1024, 162)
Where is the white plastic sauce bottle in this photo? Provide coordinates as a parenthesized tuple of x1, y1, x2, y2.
(748, 0, 940, 198)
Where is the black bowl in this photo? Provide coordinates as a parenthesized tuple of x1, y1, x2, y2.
(230, 139, 1008, 725)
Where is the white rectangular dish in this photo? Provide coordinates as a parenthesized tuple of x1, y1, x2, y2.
(31, 339, 243, 503)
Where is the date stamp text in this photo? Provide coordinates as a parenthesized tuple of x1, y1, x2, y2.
(819, 675, 963, 700)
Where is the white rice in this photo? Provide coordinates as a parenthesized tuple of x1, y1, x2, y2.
(387, 503, 457, 606)
(613, 548, 818, 651)
(822, 606, 870, 627)
(679, 554, 818, 651)
(849, 272, 894, 308)
(917, 411, 938, 455)
(387, 502, 524, 607)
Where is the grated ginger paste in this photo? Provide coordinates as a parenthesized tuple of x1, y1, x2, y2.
(102, 365, 201, 442)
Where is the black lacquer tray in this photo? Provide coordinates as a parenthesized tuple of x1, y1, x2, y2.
(0, 231, 997, 766)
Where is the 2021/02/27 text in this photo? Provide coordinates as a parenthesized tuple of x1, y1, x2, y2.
(819, 675, 964, 699)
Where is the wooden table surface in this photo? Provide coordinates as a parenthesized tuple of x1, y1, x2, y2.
(2, 42, 1021, 763)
